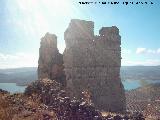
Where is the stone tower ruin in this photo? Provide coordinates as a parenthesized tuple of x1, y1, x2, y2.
(63, 19, 126, 112)
(38, 19, 126, 112)
(38, 33, 66, 86)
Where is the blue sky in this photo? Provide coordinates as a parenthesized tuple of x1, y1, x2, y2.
(0, 0, 160, 68)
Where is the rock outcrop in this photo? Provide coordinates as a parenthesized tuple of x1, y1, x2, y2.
(38, 32, 66, 86)
(63, 19, 126, 112)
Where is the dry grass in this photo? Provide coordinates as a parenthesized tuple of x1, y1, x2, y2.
(0, 93, 18, 120)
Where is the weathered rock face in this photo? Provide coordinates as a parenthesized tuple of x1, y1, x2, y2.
(63, 19, 126, 112)
(38, 32, 66, 86)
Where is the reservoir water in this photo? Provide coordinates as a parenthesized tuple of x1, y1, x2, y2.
(0, 80, 160, 93)
(0, 83, 26, 93)
(122, 79, 160, 90)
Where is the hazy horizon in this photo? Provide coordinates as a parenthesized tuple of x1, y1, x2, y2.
(0, 65, 160, 70)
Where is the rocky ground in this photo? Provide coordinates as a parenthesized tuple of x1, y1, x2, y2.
(0, 89, 57, 120)
(0, 78, 148, 120)
(126, 83, 160, 120)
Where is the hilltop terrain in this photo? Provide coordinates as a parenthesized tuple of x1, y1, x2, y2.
(1, 79, 160, 119)
(126, 83, 160, 119)
(0, 67, 37, 86)
(0, 79, 146, 120)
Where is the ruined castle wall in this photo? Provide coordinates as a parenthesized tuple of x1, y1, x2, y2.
(38, 33, 66, 86)
(63, 19, 126, 112)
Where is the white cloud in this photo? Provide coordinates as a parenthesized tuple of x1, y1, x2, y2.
(136, 48, 160, 54)
(0, 52, 38, 69)
(136, 48, 147, 54)
(147, 49, 156, 54)
(157, 48, 160, 54)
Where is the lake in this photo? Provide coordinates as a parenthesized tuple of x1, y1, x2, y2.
(0, 80, 160, 93)
(122, 79, 160, 90)
(0, 83, 26, 93)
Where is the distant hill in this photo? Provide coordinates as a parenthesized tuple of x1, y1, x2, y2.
(0, 66, 160, 86)
(121, 66, 160, 81)
(0, 67, 37, 85)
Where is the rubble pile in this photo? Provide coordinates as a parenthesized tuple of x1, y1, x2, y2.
(25, 78, 63, 105)
(24, 79, 145, 120)
(52, 98, 145, 120)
